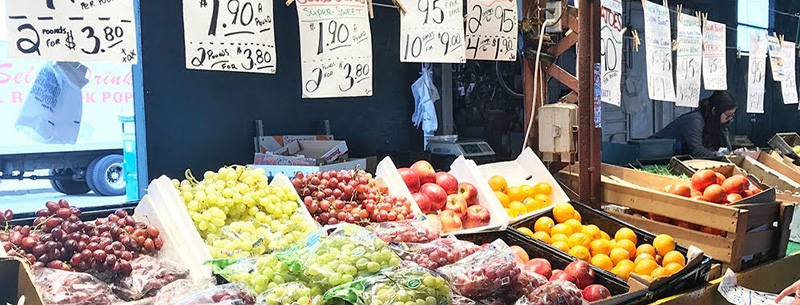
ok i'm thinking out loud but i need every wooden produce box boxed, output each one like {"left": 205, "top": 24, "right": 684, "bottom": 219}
{"left": 559, "top": 163, "right": 791, "bottom": 271}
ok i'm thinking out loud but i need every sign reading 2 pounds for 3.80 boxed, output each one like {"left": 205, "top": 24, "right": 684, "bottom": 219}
{"left": 183, "top": 0, "right": 276, "bottom": 74}
{"left": 296, "top": 0, "right": 373, "bottom": 98}
{"left": 5, "top": 0, "right": 138, "bottom": 64}
{"left": 465, "top": 0, "right": 517, "bottom": 61}
{"left": 399, "top": 0, "right": 466, "bottom": 63}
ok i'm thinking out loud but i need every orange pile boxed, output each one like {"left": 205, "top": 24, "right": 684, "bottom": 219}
{"left": 488, "top": 175, "right": 553, "bottom": 218}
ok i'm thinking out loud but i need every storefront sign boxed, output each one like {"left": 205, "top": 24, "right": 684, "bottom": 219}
{"left": 702, "top": 20, "right": 727, "bottom": 90}
{"left": 464, "top": 0, "right": 517, "bottom": 61}
{"left": 747, "top": 35, "right": 766, "bottom": 114}
{"left": 5, "top": 0, "right": 138, "bottom": 64}
{"left": 600, "top": 0, "right": 623, "bottom": 106}
{"left": 767, "top": 35, "right": 785, "bottom": 81}
{"left": 675, "top": 14, "right": 702, "bottom": 107}
{"left": 643, "top": 0, "right": 676, "bottom": 102}
{"left": 399, "top": 0, "right": 466, "bottom": 63}
{"left": 183, "top": 0, "right": 276, "bottom": 74}
{"left": 781, "top": 41, "right": 798, "bottom": 104}
{"left": 296, "top": 0, "right": 373, "bottom": 98}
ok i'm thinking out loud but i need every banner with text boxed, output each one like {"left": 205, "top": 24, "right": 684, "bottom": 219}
{"left": 296, "top": 0, "right": 373, "bottom": 98}
{"left": 464, "top": 0, "right": 517, "bottom": 61}
{"left": 183, "top": 0, "right": 276, "bottom": 74}
{"left": 399, "top": 0, "right": 466, "bottom": 63}
{"left": 747, "top": 35, "right": 766, "bottom": 114}
{"left": 675, "top": 14, "right": 702, "bottom": 107}
{"left": 781, "top": 41, "right": 798, "bottom": 104}
{"left": 643, "top": 1, "right": 676, "bottom": 102}
{"left": 767, "top": 35, "right": 785, "bottom": 82}
{"left": 600, "top": 0, "right": 623, "bottom": 106}
{"left": 5, "top": 0, "right": 138, "bottom": 64}
{"left": 702, "top": 20, "right": 727, "bottom": 90}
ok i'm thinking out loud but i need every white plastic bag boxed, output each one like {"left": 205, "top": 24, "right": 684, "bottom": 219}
{"left": 411, "top": 64, "right": 439, "bottom": 133}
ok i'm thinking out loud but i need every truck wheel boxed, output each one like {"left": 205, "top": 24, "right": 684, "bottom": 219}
{"left": 49, "top": 169, "right": 91, "bottom": 195}
{"left": 87, "top": 154, "right": 126, "bottom": 196}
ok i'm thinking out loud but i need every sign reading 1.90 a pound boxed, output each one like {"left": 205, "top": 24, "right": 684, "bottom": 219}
{"left": 464, "top": 0, "right": 517, "bottom": 61}
{"left": 5, "top": 0, "right": 138, "bottom": 64}
{"left": 399, "top": 0, "right": 466, "bottom": 63}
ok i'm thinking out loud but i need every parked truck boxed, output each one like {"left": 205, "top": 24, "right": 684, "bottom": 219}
{"left": 0, "top": 41, "right": 133, "bottom": 196}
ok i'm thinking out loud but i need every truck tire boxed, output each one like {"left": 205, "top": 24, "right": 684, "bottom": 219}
{"left": 49, "top": 169, "right": 91, "bottom": 195}
{"left": 87, "top": 154, "right": 126, "bottom": 196}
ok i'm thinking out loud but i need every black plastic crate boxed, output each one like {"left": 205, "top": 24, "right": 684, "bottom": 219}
{"left": 511, "top": 201, "right": 712, "bottom": 302}
{"left": 6, "top": 201, "right": 138, "bottom": 227}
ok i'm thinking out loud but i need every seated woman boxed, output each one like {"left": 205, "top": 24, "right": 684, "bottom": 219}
{"left": 651, "top": 91, "right": 737, "bottom": 158}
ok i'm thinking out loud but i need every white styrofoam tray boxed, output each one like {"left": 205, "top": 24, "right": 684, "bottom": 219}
{"left": 375, "top": 157, "right": 424, "bottom": 216}
{"left": 445, "top": 156, "right": 508, "bottom": 234}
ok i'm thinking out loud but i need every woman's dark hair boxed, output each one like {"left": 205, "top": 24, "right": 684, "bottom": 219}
{"left": 698, "top": 91, "right": 737, "bottom": 149}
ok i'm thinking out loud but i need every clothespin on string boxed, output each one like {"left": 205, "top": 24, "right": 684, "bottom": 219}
{"left": 676, "top": 4, "right": 682, "bottom": 20}
{"left": 663, "top": 0, "right": 668, "bottom": 10}
{"left": 737, "top": 47, "right": 742, "bottom": 59}
{"left": 391, "top": 0, "right": 407, "bottom": 14}
{"left": 632, "top": 30, "right": 641, "bottom": 52}
{"left": 285, "top": 0, "right": 294, "bottom": 6}
{"left": 367, "top": 0, "right": 374, "bottom": 19}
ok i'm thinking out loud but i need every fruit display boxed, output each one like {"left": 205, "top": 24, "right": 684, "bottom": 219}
{"left": 488, "top": 175, "right": 554, "bottom": 218}
{"left": 390, "top": 238, "right": 481, "bottom": 270}
{"left": 436, "top": 239, "right": 520, "bottom": 298}
{"left": 176, "top": 166, "right": 317, "bottom": 259}
{"left": 172, "top": 283, "right": 256, "bottom": 305}
{"left": 209, "top": 254, "right": 296, "bottom": 294}
{"left": 514, "top": 280, "right": 583, "bottom": 305}
{"left": 33, "top": 267, "right": 120, "bottom": 305}
{"left": 399, "top": 160, "right": 492, "bottom": 233}
{"left": 112, "top": 256, "right": 190, "bottom": 301}
{"left": 257, "top": 282, "right": 326, "bottom": 305}
{"left": 519, "top": 202, "right": 685, "bottom": 281}
{"left": 323, "top": 264, "right": 453, "bottom": 305}
{"left": 367, "top": 219, "right": 441, "bottom": 243}
{"left": 292, "top": 170, "right": 417, "bottom": 225}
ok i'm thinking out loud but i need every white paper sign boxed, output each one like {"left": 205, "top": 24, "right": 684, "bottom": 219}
{"left": 296, "top": 0, "right": 373, "bottom": 98}
{"left": 781, "top": 41, "right": 798, "bottom": 104}
{"left": 600, "top": 0, "right": 624, "bottom": 106}
{"left": 748, "top": 35, "right": 767, "bottom": 114}
{"left": 703, "top": 20, "right": 727, "bottom": 90}
{"left": 767, "top": 36, "right": 785, "bottom": 81}
{"left": 643, "top": 1, "right": 676, "bottom": 102}
{"left": 182, "top": 0, "right": 276, "bottom": 74}
{"left": 464, "top": 0, "right": 517, "bottom": 61}
{"left": 5, "top": 0, "right": 138, "bottom": 64}
{"left": 675, "top": 14, "right": 702, "bottom": 107}
{"left": 399, "top": 0, "right": 466, "bottom": 63}
{"left": 718, "top": 269, "right": 794, "bottom": 305}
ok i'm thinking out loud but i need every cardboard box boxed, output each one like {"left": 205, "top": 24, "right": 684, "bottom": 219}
{"left": 0, "top": 257, "right": 44, "bottom": 305}
{"left": 254, "top": 135, "right": 333, "bottom": 153}
{"left": 254, "top": 140, "right": 349, "bottom": 166}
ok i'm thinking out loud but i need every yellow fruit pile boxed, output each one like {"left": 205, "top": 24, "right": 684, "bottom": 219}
{"left": 518, "top": 202, "right": 686, "bottom": 281}
{"left": 488, "top": 175, "right": 553, "bottom": 218}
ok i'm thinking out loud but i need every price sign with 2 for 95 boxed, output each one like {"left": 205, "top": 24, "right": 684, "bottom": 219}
{"left": 465, "top": 0, "right": 517, "bottom": 61}
{"left": 399, "top": 0, "right": 466, "bottom": 63}
{"left": 296, "top": 0, "right": 373, "bottom": 98}
{"left": 5, "top": 0, "right": 138, "bottom": 64}
{"left": 183, "top": 0, "right": 276, "bottom": 74}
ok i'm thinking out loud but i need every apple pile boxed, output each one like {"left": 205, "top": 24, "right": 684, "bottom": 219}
{"left": 399, "top": 160, "right": 491, "bottom": 233}
{"left": 514, "top": 253, "right": 611, "bottom": 303}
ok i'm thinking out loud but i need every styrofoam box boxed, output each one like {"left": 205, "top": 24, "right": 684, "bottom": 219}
{"left": 445, "top": 156, "right": 508, "bottom": 234}
{"left": 375, "top": 157, "right": 424, "bottom": 216}
{"left": 477, "top": 148, "right": 570, "bottom": 224}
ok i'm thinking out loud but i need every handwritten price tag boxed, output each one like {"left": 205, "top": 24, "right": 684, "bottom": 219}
{"left": 399, "top": 0, "right": 466, "bottom": 63}
{"left": 183, "top": 0, "right": 276, "bottom": 74}
{"left": 600, "top": 0, "right": 623, "bottom": 106}
{"left": 675, "top": 14, "right": 702, "bottom": 107}
{"left": 766, "top": 36, "right": 785, "bottom": 81}
{"left": 781, "top": 41, "right": 798, "bottom": 104}
{"left": 747, "top": 35, "right": 766, "bottom": 114}
{"left": 5, "top": 0, "right": 138, "bottom": 64}
{"left": 464, "top": 0, "right": 517, "bottom": 61}
{"left": 702, "top": 20, "right": 727, "bottom": 90}
{"left": 643, "top": 0, "right": 676, "bottom": 102}
{"left": 296, "top": 0, "right": 373, "bottom": 98}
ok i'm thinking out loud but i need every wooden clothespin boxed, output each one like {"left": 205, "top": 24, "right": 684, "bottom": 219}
{"left": 641, "top": 0, "right": 647, "bottom": 9}
{"left": 285, "top": 0, "right": 294, "bottom": 6}
{"left": 463, "top": 14, "right": 468, "bottom": 22}
{"left": 391, "top": 0, "right": 406, "bottom": 14}
{"left": 672, "top": 39, "right": 679, "bottom": 51}
{"left": 676, "top": 4, "right": 682, "bottom": 21}
{"left": 367, "top": 0, "right": 374, "bottom": 19}
{"left": 663, "top": 0, "right": 668, "bottom": 10}
{"left": 632, "top": 30, "right": 641, "bottom": 52}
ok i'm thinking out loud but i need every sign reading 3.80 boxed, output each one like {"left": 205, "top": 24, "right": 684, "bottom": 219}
{"left": 6, "top": 0, "right": 138, "bottom": 64}
{"left": 399, "top": 0, "right": 466, "bottom": 63}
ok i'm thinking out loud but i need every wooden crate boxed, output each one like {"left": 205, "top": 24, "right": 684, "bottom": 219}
{"left": 559, "top": 163, "right": 792, "bottom": 271}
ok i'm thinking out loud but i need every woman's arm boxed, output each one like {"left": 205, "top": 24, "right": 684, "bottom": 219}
{"left": 684, "top": 116, "right": 719, "bottom": 158}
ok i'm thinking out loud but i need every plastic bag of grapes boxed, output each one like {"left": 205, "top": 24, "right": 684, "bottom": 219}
{"left": 323, "top": 263, "right": 453, "bottom": 305}
{"left": 367, "top": 219, "right": 441, "bottom": 244}
{"left": 112, "top": 255, "right": 190, "bottom": 301}
{"left": 435, "top": 239, "right": 520, "bottom": 299}
{"left": 34, "top": 267, "right": 121, "bottom": 305}
{"left": 255, "top": 282, "right": 328, "bottom": 305}
{"left": 206, "top": 254, "right": 296, "bottom": 293}
{"left": 172, "top": 283, "right": 257, "bottom": 305}
{"left": 389, "top": 238, "right": 481, "bottom": 270}
{"left": 513, "top": 280, "right": 583, "bottom": 305}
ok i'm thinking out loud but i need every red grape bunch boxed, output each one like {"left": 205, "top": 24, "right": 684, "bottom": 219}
{"left": 392, "top": 239, "right": 481, "bottom": 270}
{"left": 292, "top": 170, "right": 416, "bottom": 226}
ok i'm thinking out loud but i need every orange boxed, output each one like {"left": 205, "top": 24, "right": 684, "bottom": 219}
{"left": 488, "top": 175, "right": 508, "bottom": 193}
{"left": 591, "top": 254, "right": 614, "bottom": 271}
{"left": 569, "top": 245, "right": 592, "bottom": 261}
{"left": 634, "top": 259, "right": 659, "bottom": 277}
{"left": 612, "top": 264, "right": 634, "bottom": 280}
{"left": 509, "top": 201, "right": 526, "bottom": 217}
{"left": 521, "top": 185, "right": 536, "bottom": 199}
{"left": 568, "top": 233, "right": 591, "bottom": 249}
{"left": 534, "top": 217, "right": 555, "bottom": 234}
{"left": 507, "top": 186, "right": 525, "bottom": 203}
{"left": 615, "top": 239, "right": 637, "bottom": 259}
{"left": 664, "top": 262, "right": 683, "bottom": 274}
{"left": 551, "top": 234, "right": 569, "bottom": 244}
{"left": 551, "top": 224, "right": 574, "bottom": 237}
{"left": 634, "top": 253, "right": 656, "bottom": 264}
{"left": 552, "top": 241, "right": 571, "bottom": 252}
{"left": 495, "top": 192, "right": 511, "bottom": 208}
{"left": 617, "top": 259, "right": 636, "bottom": 270}
{"left": 653, "top": 235, "right": 676, "bottom": 256}
{"left": 573, "top": 211, "right": 582, "bottom": 222}
{"left": 614, "top": 228, "right": 638, "bottom": 245}
{"left": 522, "top": 198, "right": 538, "bottom": 213}
{"left": 609, "top": 248, "right": 630, "bottom": 266}
{"left": 564, "top": 219, "right": 583, "bottom": 234}
{"left": 517, "top": 227, "right": 535, "bottom": 238}
{"left": 534, "top": 194, "right": 551, "bottom": 208}
{"left": 533, "top": 182, "right": 553, "bottom": 196}
{"left": 553, "top": 202, "right": 576, "bottom": 223}
{"left": 532, "top": 231, "right": 552, "bottom": 244}
{"left": 590, "top": 239, "right": 611, "bottom": 257}
{"left": 651, "top": 267, "right": 671, "bottom": 278}
{"left": 636, "top": 244, "right": 656, "bottom": 258}
{"left": 582, "top": 225, "right": 602, "bottom": 241}
{"left": 600, "top": 231, "right": 611, "bottom": 241}
{"left": 662, "top": 251, "right": 686, "bottom": 267}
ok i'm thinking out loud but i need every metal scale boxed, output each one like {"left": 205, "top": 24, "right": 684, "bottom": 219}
{"left": 426, "top": 135, "right": 496, "bottom": 169}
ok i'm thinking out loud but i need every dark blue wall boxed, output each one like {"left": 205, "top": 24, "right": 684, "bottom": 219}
{"left": 138, "top": 1, "right": 422, "bottom": 179}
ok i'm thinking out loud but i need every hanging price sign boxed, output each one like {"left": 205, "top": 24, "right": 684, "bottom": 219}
{"left": 5, "top": 0, "right": 138, "bottom": 64}
{"left": 675, "top": 13, "right": 702, "bottom": 107}
{"left": 643, "top": 0, "right": 676, "bottom": 102}
{"left": 702, "top": 20, "right": 727, "bottom": 90}
{"left": 747, "top": 35, "right": 766, "bottom": 114}
{"left": 600, "top": 0, "right": 623, "bottom": 106}
{"left": 183, "top": 0, "right": 276, "bottom": 74}
{"left": 464, "top": 0, "right": 517, "bottom": 61}
{"left": 781, "top": 41, "right": 798, "bottom": 104}
{"left": 398, "top": 0, "right": 466, "bottom": 63}
{"left": 296, "top": 0, "right": 373, "bottom": 98}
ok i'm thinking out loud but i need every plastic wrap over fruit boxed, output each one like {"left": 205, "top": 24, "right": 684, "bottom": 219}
{"left": 172, "top": 283, "right": 257, "bottom": 305}
{"left": 515, "top": 280, "right": 583, "bottom": 305}
{"left": 207, "top": 254, "right": 296, "bottom": 293}
{"left": 367, "top": 219, "right": 441, "bottom": 243}
{"left": 511, "top": 268, "right": 549, "bottom": 300}
{"left": 111, "top": 255, "right": 190, "bottom": 301}
{"left": 323, "top": 263, "right": 453, "bottom": 305}
{"left": 390, "top": 238, "right": 481, "bottom": 270}
{"left": 255, "top": 282, "right": 328, "bottom": 305}
{"left": 33, "top": 267, "right": 120, "bottom": 305}
{"left": 435, "top": 239, "right": 520, "bottom": 298}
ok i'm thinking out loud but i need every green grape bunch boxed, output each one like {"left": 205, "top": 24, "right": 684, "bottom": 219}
{"left": 211, "top": 254, "right": 295, "bottom": 294}
{"left": 256, "top": 282, "right": 327, "bottom": 305}
{"left": 324, "top": 265, "right": 453, "bottom": 305}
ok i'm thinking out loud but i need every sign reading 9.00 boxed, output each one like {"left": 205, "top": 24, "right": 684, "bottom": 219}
{"left": 5, "top": 0, "right": 138, "bottom": 64}
{"left": 399, "top": 0, "right": 466, "bottom": 63}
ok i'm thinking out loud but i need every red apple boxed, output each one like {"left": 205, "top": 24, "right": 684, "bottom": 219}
{"left": 564, "top": 260, "right": 594, "bottom": 289}
{"left": 510, "top": 245, "right": 530, "bottom": 264}
{"left": 398, "top": 168, "right": 421, "bottom": 193}
{"left": 523, "top": 258, "right": 552, "bottom": 278}
{"left": 411, "top": 160, "right": 436, "bottom": 184}
{"left": 445, "top": 194, "right": 468, "bottom": 218}
{"left": 549, "top": 270, "right": 577, "bottom": 285}
{"left": 439, "top": 210, "right": 463, "bottom": 233}
{"left": 420, "top": 183, "right": 447, "bottom": 211}
{"left": 435, "top": 172, "right": 459, "bottom": 195}
{"left": 414, "top": 193, "right": 432, "bottom": 214}
{"left": 582, "top": 284, "right": 611, "bottom": 302}
{"left": 458, "top": 182, "right": 479, "bottom": 206}
{"left": 463, "top": 205, "right": 491, "bottom": 229}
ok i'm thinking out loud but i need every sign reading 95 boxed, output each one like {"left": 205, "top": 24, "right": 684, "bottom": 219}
{"left": 464, "top": 0, "right": 517, "bottom": 61}
{"left": 399, "top": 0, "right": 466, "bottom": 63}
